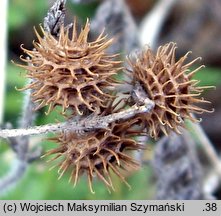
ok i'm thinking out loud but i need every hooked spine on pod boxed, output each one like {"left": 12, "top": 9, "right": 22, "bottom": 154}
{"left": 42, "top": 101, "right": 145, "bottom": 193}
{"left": 127, "top": 42, "right": 213, "bottom": 139}
{"left": 15, "top": 19, "right": 122, "bottom": 115}
{"left": 44, "top": 120, "right": 144, "bottom": 192}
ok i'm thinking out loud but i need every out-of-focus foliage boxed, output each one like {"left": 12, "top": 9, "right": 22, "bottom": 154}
{"left": 193, "top": 67, "right": 221, "bottom": 87}
{"left": 8, "top": 0, "right": 47, "bottom": 30}
{"left": 67, "top": 1, "right": 98, "bottom": 20}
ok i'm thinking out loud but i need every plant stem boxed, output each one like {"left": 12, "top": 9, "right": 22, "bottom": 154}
{"left": 139, "top": 0, "right": 178, "bottom": 48}
{"left": 188, "top": 120, "right": 221, "bottom": 179}
{"left": 0, "top": 100, "right": 155, "bottom": 138}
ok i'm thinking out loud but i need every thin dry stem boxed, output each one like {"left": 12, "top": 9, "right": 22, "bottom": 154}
{"left": 0, "top": 100, "right": 155, "bottom": 138}
{"left": 139, "top": 0, "right": 178, "bottom": 48}
{"left": 187, "top": 117, "right": 221, "bottom": 186}
{"left": 0, "top": 0, "right": 67, "bottom": 195}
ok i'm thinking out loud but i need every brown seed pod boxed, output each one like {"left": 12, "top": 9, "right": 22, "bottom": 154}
{"left": 127, "top": 42, "right": 213, "bottom": 139}
{"left": 15, "top": 19, "right": 121, "bottom": 115}
{"left": 43, "top": 103, "right": 144, "bottom": 192}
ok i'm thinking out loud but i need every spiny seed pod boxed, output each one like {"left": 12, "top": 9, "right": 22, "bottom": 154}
{"left": 15, "top": 19, "right": 121, "bottom": 115}
{"left": 43, "top": 104, "right": 144, "bottom": 192}
{"left": 127, "top": 42, "right": 213, "bottom": 139}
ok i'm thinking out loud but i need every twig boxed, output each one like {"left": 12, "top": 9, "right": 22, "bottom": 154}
{"left": 204, "top": 171, "right": 220, "bottom": 196}
{"left": 139, "top": 0, "right": 178, "bottom": 49}
{"left": 187, "top": 120, "right": 221, "bottom": 196}
{"left": 0, "top": 0, "right": 67, "bottom": 195}
{"left": 44, "top": 0, "right": 66, "bottom": 36}
{"left": 186, "top": 123, "right": 219, "bottom": 199}
{"left": 187, "top": 120, "right": 221, "bottom": 179}
{"left": 91, "top": 0, "right": 139, "bottom": 54}
{"left": 0, "top": 0, "right": 7, "bottom": 124}
{"left": 153, "top": 130, "right": 211, "bottom": 199}
{"left": 0, "top": 160, "right": 27, "bottom": 195}
{"left": 0, "top": 82, "right": 38, "bottom": 195}
{"left": 0, "top": 100, "right": 155, "bottom": 138}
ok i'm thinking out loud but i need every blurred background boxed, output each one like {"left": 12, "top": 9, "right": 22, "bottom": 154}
{"left": 1, "top": 0, "right": 221, "bottom": 199}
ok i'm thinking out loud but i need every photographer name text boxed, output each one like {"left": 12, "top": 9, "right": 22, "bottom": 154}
{"left": 3, "top": 202, "right": 184, "bottom": 214}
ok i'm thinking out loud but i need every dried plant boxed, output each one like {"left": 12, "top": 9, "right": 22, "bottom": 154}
{"left": 43, "top": 103, "right": 144, "bottom": 192}
{"left": 15, "top": 19, "right": 121, "bottom": 115}
{"left": 127, "top": 42, "right": 213, "bottom": 138}
{"left": 0, "top": 0, "right": 216, "bottom": 198}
